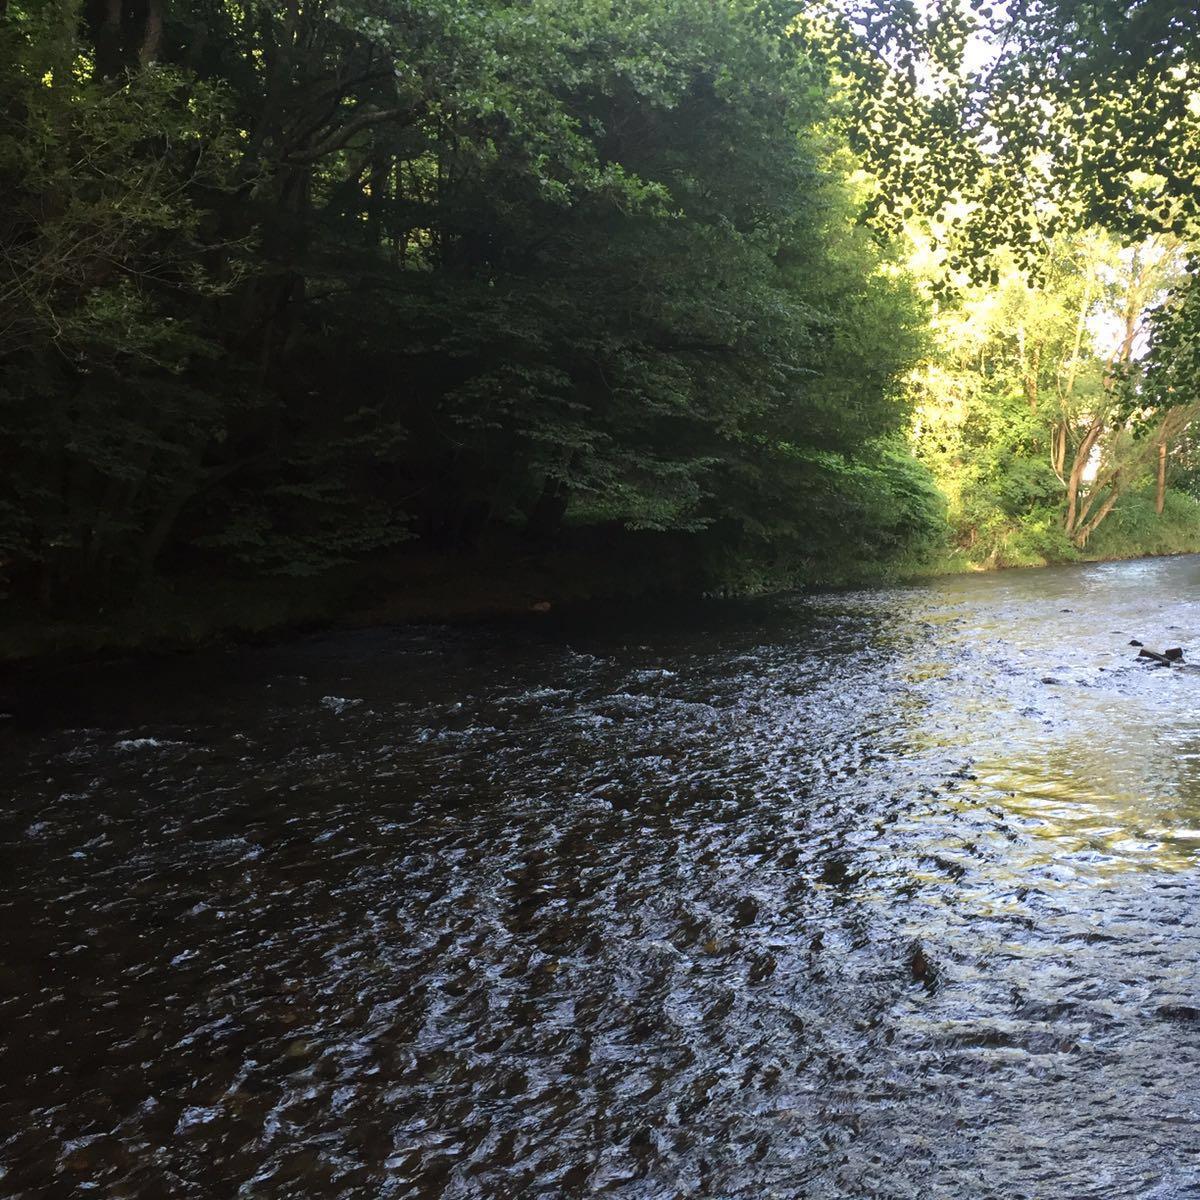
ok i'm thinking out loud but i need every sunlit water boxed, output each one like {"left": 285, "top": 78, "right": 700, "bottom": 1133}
{"left": 3, "top": 557, "right": 1200, "bottom": 1198}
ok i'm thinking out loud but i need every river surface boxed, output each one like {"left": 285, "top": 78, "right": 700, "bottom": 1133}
{"left": 3, "top": 557, "right": 1200, "bottom": 1198}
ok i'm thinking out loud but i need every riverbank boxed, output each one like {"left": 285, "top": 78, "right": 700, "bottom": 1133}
{"left": 0, "top": 537, "right": 716, "bottom": 667}
{"left": 4, "top": 530, "right": 1200, "bottom": 670}
{"left": 0, "top": 551, "right": 589, "bottom": 667}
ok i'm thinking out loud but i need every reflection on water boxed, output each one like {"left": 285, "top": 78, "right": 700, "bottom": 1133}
{"left": 2, "top": 556, "right": 1200, "bottom": 1198}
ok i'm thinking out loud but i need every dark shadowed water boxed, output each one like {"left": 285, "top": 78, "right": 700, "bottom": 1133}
{"left": 3, "top": 557, "right": 1200, "bottom": 1199}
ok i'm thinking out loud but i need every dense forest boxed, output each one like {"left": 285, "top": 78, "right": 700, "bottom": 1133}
{"left": 3, "top": 0, "right": 1200, "bottom": 650}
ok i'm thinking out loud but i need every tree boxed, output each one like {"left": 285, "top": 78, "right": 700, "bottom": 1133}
{"left": 0, "top": 0, "right": 940, "bottom": 611}
{"left": 909, "top": 229, "right": 1197, "bottom": 560}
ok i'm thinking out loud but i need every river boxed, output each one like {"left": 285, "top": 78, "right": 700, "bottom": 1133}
{"left": 2, "top": 556, "right": 1200, "bottom": 1198}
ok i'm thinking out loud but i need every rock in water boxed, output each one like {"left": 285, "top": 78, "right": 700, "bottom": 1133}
{"left": 1138, "top": 648, "right": 1173, "bottom": 665}
{"left": 909, "top": 941, "right": 939, "bottom": 992}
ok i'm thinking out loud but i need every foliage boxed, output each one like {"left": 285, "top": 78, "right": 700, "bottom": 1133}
{"left": 1086, "top": 490, "right": 1200, "bottom": 561}
{"left": 4, "top": 0, "right": 1200, "bottom": 632}
{"left": 909, "top": 229, "right": 1200, "bottom": 564}
{"left": 0, "top": 20, "right": 250, "bottom": 598}
{"left": 805, "top": 0, "right": 1200, "bottom": 261}
{"left": 0, "top": 0, "right": 943, "bottom": 611}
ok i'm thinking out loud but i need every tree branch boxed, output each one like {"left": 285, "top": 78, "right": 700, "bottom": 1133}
{"left": 284, "top": 106, "right": 418, "bottom": 163}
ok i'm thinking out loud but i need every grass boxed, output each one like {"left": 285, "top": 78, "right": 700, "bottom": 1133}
{"left": 1082, "top": 491, "right": 1200, "bottom": 562}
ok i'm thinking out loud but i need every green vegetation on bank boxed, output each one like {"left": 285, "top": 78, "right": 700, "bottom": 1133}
{"left": 3, "top": 0, "right": 1200, "bottom": 659}
{"left": 910, "top": 231, "right": 1200, "bottom": 569}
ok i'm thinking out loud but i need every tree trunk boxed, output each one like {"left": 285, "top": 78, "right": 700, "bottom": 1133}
{"left": 1060, "top": 264, "right": 1094, "bottom": 402}
{"left": 138, "top": 0, "right": 162, "bottom": 65}
{"left": 1074, "top": 475, "right": 1122, "bottom": 547}
{"left": 1064, "top": 418, "right": 1103, "bottom": 537}
{"left": 1067, "top": 248, "right": 1150, "bottom": 541}
{"left": 138, "top": 447, "right": 208, "bottom": 580}
{"left": 95, "top": 0, "right": 125, "bottom": 76}
{"left": 1051, "top": 421, "right": 1067, "bottom": 480}
{"left": 1156, "top": 439, "right": 1168, "bottom": 515}
{"left": 1022, "top": 341, "right": 1040, "bottom": 413}
{"left": 524, "top": 477, "right": 570, "bottom": 544}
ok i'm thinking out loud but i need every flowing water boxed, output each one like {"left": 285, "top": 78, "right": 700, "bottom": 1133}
{"left": 3, "top": 557, "right": 1200, "bottom": 1199}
